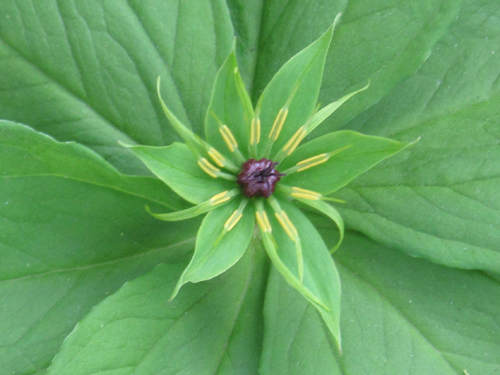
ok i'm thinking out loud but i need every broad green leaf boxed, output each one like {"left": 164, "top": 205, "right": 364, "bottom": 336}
{"left": 0, "top": 0, "right": 233, "bottom": 174}
{"left": 256, "top": 20, "right": 336, "bottom": 156}
{"left": 171, "top": 198, "right": 255, "bottom": 299}
{"left": 329, "top": 1, "right": 500, "bottom": 273}
{"left": 225, "top": 0, "right": 264, "bottom": 87}
{"left": 205, "top": 49, "right": 253, "bottom": 160}
{"left": 2, "top": 1, "right": 500, "bottom": 374}
{"left": 47, "top": 240, "right": 268, "bottom": 375}
{"left": 337, "top": 97, "right": 500, "bottom": 273}
{"left": 252, "top": 0, "right": 461, "bottom": 135}
{"left": 0, "top": 121, "right": 197, "bottom": 374}
{"left": 123, "top": 142, "right": 235, "bottom": 204}
{"left": 280, "top": 130, "right": 409, "bottom": 195}
{"left": 250, "top": 0, "right": 346, "bottom": 100}
{"left": 260, "top": 228, "right": 500, "bottom": 375}
{"left": 261, "top": 197, "right": 341, "bottom": 347}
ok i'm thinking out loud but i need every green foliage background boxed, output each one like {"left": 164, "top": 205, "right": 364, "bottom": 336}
{"left": 0, "top": 0, "right": 499, "bottom": 374}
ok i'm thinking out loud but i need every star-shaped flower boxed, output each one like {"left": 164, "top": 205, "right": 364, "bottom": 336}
{"left": 122, "top": 14, "right": 411, "bottom": 348}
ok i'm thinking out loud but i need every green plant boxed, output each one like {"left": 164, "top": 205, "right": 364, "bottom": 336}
{"left": 1, "top": 1, "right": 499, "bottom": 374}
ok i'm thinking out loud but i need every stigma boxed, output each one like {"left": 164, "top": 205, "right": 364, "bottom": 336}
{"left": 237, "top": 158, "right": 285, "bottom": 198}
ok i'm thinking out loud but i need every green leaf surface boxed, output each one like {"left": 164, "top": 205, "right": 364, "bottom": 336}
{"left": 329, "top": 1, "right": 500, "bottom": 273}
{"left": 47, "top": 240, "right": 268, "bottom": 375}
{"left": 123, "top": 142, "right": 235, "bottom": 204}
{"left": 251, "top": 0, "right": 347, "bottom": 100}
{"left": 225, "top": 0, "right": 264, "bottom": 87}
{"left": 171, "top": 199, "right": 255, "bottom": 299}
{"left": 262, "top": 198, "right": 341, "bottom": 347}
{"left": 1, "top": 0, "right": 500, "bottom": 374}
{"left": 261, "top": 228, "right": 500, "bottom": 375}
{"left": 0, "top": 121, "right": 197, "bottom": 374}
{"left": 0, "top": 0, "right": 233, "bottom": 174}
{"left": 281, "top": 130, "right": 409, "bottom": 195}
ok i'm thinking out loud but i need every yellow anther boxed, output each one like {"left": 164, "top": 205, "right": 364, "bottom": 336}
{"left": 198, "top": 158, "right": 220, "bottom": 178}
{"left": 224, "top": 210, "right": 243, "bottom": 231}
{"left": 207, "top": 148, "right": 225, "bottom": 168}
{"left": 275, "top": 211, "right": 298, "bottom": 240}
{"left": 283, "top": 126, "right": 307, "bottom": 155}
{"left": 269, "top": 108, "right": 289, "bottom": 141}
{"left": 296, "top": 153, "right": 330, "bottom": 172}
{"left": 210, "top": 190, "right": 230, "bottom": 205}
{"left": 255, "top": 210, "right": 272, "bottom": 232}
{"left": 219, "top": 125, "right": 238, "bottom": 152}
{"left": 250, "top": 117, "right": 261, "bottom": 145}
{"left": 291, "top": 187, "right": 322, "bottom": 200}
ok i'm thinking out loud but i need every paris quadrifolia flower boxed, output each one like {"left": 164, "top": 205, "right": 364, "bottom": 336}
{"left": 121, "top": 14, "right": 413, "bottom": 349}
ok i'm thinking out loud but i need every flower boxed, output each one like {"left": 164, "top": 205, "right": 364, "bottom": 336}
{"left": 122, "top": 14, "right": 410, "bottom": 348}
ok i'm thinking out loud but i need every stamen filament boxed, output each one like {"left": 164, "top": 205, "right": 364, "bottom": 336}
{"left": 296, "top": 153, "right": 330, "bottom": 172}
{"left": 283, "top": 126, "right": 307, "bottom": 156}
{"left": 274, "top": 211, "right": 298, "bottom": 240}
{"left": 198, "top": 158, "right": 219, "bottom": 178}
{"left": 283, "top": 145, "right": 352, "bottom": 175}
{"left": 250, "top": 117, "right": 261, "bottom": 145}
{"left": 291, "top": 187, "right": 322, "bottom": 200}
{"left": 219, "top": 125, "right": 238, "bottom": 152}
{"left": 224, "top": 211, "right": 243, "bottom": 231}
{"left": 210, "top": 190, "right": 231, "bottom": 206}
{"left": 223, "top": 198, "right": 249, "bottom": 232}
{"left": 207, "top": 148, "right": 225, "bottom": 168}
{"left": 255, "top": 210, "right": 272, "bottom": 233}
{"left": 268, "top": 196, "right": 303, "bottom": 281}
{"left": 269, "top": 108, "right": 289, "bottom": 141}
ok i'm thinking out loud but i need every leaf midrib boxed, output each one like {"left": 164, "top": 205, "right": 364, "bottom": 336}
{"left": 0, "top": 236, "right": 195, "bottom": 284}
{"left": 0, "top": 173, "right": 174, "bottom": 209}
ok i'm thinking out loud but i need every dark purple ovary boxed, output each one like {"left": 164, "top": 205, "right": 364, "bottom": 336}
{"left": 237, "top": 158, "right": 285, "bottom": 198}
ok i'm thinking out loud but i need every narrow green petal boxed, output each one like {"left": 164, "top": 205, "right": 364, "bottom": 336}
{"left": 257, "top": 198, "right": 342, "bottom": 349}
{"left": 261, "top": 229, "right": 324, "bottom": 305}
{"left": 146, "top": 189, "right": 239, "bottom": 221}
{"left": 294, "top": 198, "right": 344, "bottom": 253}
{"left": 157, "top": 76, "right": 206, "bottom": 152}
{"left": 304, "top": 82, "right": 370, "bottom": 137}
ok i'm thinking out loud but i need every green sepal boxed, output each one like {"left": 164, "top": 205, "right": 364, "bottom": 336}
{"left": 294, "top": 198, "right": 344, "bottom": 253}
{"left": 281, "top": 130, "right": 413, "bottom": 195}
{"left": 170, "top": 198, "right": 255, "bottom": 300}
{"left": 205, "top": 47, "right": 252, "bottom": 160}
{"left": 256, "top": 14, "right": 341, "bottom": 157}
{"left": 259, "top": 197, "right": 341, "bottom": 349}
{"left": 122, "top": 142, "right": 235, "bottom": 204}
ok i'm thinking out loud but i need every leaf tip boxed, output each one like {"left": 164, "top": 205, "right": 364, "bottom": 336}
{"left": 117, "top": 140, "right": 133, "bottom": 148}
{"left": 145, "top": 205, "right": 157, "bottom": 217}
{"left": 332, "top": 12, "right": 343, "bottom": 30}
{"left": 156, "top": 76, "right": 163, "bottom": 98}
{"left": 169, "top": 279, "right": 184, "bottom": 302}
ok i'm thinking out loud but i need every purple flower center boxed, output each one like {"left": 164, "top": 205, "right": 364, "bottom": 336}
{"left": 237, "top": 158, "right": 285, "bottom": 198}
